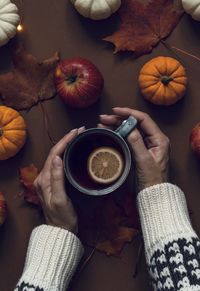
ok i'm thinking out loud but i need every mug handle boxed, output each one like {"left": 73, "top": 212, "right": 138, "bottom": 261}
{"left": 115, "top": 116, "right": 137, "bottom": 138}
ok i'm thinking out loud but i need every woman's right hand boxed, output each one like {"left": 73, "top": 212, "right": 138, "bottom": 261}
{"left": 34, "top": 128, "right": 85, "bottom": 234}
{"left": 100, "top": 107, "right": 170, "bottom": 191}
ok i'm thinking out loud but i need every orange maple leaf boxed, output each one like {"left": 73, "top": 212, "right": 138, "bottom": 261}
{"left": 19, "top": 164, "right": 40, "bottom": 205}
{"left": 20, "top": 164, "right": 39, "bottom": 186}
{"left": 104, "top": 0, "right": 184, "bottom": 56}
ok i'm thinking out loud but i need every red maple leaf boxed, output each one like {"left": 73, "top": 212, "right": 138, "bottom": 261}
{"left": 19, "top": 164, "right": 40, "bottom": 205}
{"left": 104, "top": 0, "right": 184, "bottom": 56}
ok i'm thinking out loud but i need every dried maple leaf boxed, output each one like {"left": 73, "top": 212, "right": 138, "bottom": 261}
{"left": 0, "top": 46, "right": 60, "bottom": 110}
{"left": 96, "top": 226, "right": 139, "bottom": 256}
{"left": 19, "top": 164, "right": 40, "bottom": 205}
{"left": 20, "top": 164, "right": 38, "bottom": 186}
{"left": 104, "top": 0, "right": 184, "bottom": 55}
{"left": 79, "top": 195, "right": 140, "bottom": 256}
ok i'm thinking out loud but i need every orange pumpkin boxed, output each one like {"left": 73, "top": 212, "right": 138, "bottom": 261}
{"left": 0, "top": 192, "right": 6, "bottom": 226}
{"left": 138, "top": 56, "right": 187, "bottom": 106}
{"left": 0, "top": 106, "right": 27, "bottom": 160}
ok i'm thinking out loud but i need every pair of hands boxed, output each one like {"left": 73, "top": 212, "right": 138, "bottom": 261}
{"left": 34, "top": 107, "right": 170, "bottom": 234}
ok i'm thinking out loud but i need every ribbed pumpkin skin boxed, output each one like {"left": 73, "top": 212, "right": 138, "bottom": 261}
{"left": 182, "top": 0, "right": 200, "bottom": 21}
{"left": 138, "top": 56, "right": 187, "bottom": 106}
{"left": 71, "top": 0, "right": 121, "bottom": 20}
{"left": 0, "top": 192, "right": 6, "bottom": 226}
{"left": 0, "top": 0, "right": 20, "bottom": 47}
{"left": 0, "top": 106, "right": 27, "bottom": 160}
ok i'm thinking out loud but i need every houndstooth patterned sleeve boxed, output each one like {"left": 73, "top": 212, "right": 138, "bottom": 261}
{"left": 137, "top": 183, "right": 200, "bottom": 291}
{"left": 14, "top": 225, "right": 84, "bottom": 291}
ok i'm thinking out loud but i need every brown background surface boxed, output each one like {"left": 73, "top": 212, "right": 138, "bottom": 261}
{"left": 0, "top": 0, "right": 200, "bottom": 290}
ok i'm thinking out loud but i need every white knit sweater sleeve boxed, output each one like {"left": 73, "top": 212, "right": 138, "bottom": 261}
{"left": 14, "top": 225, "right": 84, "bottom": 291}
{"left": 137, "top": 183, "right": 200, "bottom": 290}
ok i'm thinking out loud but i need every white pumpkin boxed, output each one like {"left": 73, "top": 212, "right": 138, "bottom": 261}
{"left": 182, "top": 0, "right": 200, "bottom": 21}
{"left": 0, "top": 0, "right": 20, "bottom": 47}
{"left": 70, "top": 0, "right": 121, "bottom": 20}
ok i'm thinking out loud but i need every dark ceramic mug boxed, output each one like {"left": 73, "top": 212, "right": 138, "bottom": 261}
{"left": 63, "top": 116, "right": 137, "bottom": 196}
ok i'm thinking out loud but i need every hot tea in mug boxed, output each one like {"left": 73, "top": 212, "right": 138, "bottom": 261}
{"left": 64, "top": 116, "right": 137, "bottom": 196}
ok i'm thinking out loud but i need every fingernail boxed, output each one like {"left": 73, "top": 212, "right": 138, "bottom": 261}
{"left": 70, "top": 128, "right": 78, "bottom": 133}
{"left": 100, "top": 114, "right": 107, "bottom": 118}
{"left": 53, "top": 155, "right": 62, "bottom": 167}
{"left": 78, "top": 126, "right": 85, "bottom": 131}
{"left": 97, "top": 124, "right": 104, "bottom": 128}
{"left": 113, "top": 107, "right": 119, "bottom": 110}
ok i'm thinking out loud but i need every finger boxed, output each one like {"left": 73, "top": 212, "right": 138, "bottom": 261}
{"left": 97, "top": 123, "right": 110, "bottom": 129}
{"left": 33, "top": 175, "right": 44, "bottom": 203}
{"left": 78, "top": 126, "right": 85, "bottom": 134}
{"left": 128, "top": 129, "right": 150, "bottom": 162}
{"left": 97, "top": 123, "right": 115, "bottom": 130}
{"left": 113, "top": 107, "right": 164, "bottom": 138}
{"left": 50, "top": 155, "right": 66, "bottom": 200}
{"left": 99, "top": 114, "right": 123, "bottom": 126}
{"left": 43, "top": 129, "right": 78, "bottom": 172}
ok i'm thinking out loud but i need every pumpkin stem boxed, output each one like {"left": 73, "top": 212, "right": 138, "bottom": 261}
{"left": 161, "top": 76, "right": 174, "bottom": 85}
{"left": 0, "top": 128, "right": 3, "bottom": 137}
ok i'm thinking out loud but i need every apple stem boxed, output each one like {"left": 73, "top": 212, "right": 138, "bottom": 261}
{"left": 67, "top": 75, "right": 77, "bottom": 84}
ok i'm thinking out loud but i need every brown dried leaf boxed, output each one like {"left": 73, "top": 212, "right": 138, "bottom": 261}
{"left": 0, "top": 46, "right": 60, "bottom": 110}
{"left": 104, "top": 0, "right": 184, "bottom": 56}
{"left": 96, "top": 226, "right": 139, "bottom": 256}
{"left": 79, "top": 195, "right": 140, "bottom": 256}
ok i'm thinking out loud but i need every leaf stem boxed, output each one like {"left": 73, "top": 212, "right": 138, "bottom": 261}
{"left": 162, "top": 40, "right": 200, "bottom": 62}
{"left": 171, "top": 46, "right": 200, "bottom": 62}
{"left": 39, "top": 102, "right": 56, "bottom": 145}
{"left": 79, "top": 247, "right": 96, "bottom": 273}
{"left": 133, "top": 239, "right": 144, "bottom": 278}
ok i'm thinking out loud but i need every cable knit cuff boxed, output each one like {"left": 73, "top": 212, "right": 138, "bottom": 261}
{"left": 16, "top": 225, "right": 84, "bottom": 291}
{"left": 137, "top": 183, "right": 198, "bottom": 260}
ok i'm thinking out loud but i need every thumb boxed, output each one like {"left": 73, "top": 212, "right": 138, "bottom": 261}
{"left": 128, "top": 129, "right": 149, "bottom": 163}
{"left": 51, "top": 155, "right": 66, "bottom": 196}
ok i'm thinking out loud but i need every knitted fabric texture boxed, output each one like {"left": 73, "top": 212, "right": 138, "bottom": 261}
{"left": 137, "top": 183, "right": 200, "bottom": 291}
{"left": 15, "top": 184, "right": 200, "bottom": 291}
{"left": 14, "top": 225, "right": 84, "bottom": 291}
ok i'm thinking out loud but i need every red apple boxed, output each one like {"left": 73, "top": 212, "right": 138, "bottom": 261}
{"left": 190, "top": 122, "right": 200, "bottom": 158}
{"left": 54, "top": 57, "right": 104, "bottom": 108}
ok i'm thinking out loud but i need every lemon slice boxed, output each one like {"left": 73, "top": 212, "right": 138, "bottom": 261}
{"left": 87, "top": 147, "right": 124, "bottom": 185}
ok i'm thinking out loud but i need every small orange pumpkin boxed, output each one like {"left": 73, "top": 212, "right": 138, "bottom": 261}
{"left": 138, "top": 56, "right": 187, "bottom": 106}
{"left": 0, "top": 106, "right": 27, "bottom": 160}
{"left": 0, "top": 192, "right": 6, "bottom": 225}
